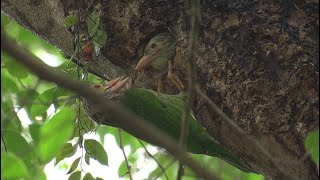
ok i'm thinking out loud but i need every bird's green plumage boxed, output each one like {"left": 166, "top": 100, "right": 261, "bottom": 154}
{"left": 118, "top": 88, "right": 255, "bottom": 173}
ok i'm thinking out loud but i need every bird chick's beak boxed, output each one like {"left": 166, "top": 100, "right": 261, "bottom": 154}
{"left": 135, "top": 46, "right": 160, "bottom": 70}
{"left": 135, "top": 55, "right": 153, "bottom": 70}
{"left": 104, "top": 76, "right": 129, "bottom": 93}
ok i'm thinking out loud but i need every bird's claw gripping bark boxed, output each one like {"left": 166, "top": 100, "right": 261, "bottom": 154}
{"left": 167, "top": 60, "right": 185, "bottom": 91}
{"left": 104, "top": 76, "right": 129, "bottom": 93}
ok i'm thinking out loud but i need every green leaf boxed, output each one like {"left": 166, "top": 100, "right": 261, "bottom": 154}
{"left": 84, "top": 139, "right": 108, "bottom": 166}
{"left": 107, "top": 127, "right": 141, "bottom": 151}
{"left": 87, "top": 10, "right": 100, "bottom": 37}
{"left": 93, "top": 30, "right": 107, "bottom": 48}
{"left": 30, "top": 104, "right": 48, "bottom": 119}
{"left": 1, "top": 69, "right": 19, "bottom": 93}
{"left": 17, "top": 89, "right": 39, "bottom": 113}
{"left": 1, "top": 104, "right": 22, "bottom": 133}
{"left": 118, "top": 160, "right": 130, "bottom": 177}
{"left": 64, "top": 15, "right": 79, "bottom": 28}
{"left": 73, "top": 114, "right": 96, "bottom": 139}
{"left": 30, "top": 87, "right": 57, "bottom": 118}
{"left": 86, "top": 5, "right": 107, "bottom": 48}
{"left": 96, "top": 125, "right": 110, "bottom": 144}
{"left": 85, "top": 152, "right": 90, "bottom": 165}
{"left": 55, "top": 143, "right": 77, "bottom": 165}
{"left": 149, "top": 153, "right": 174, "bottom": 179}
{"left": 4, "top": 56, "right": 29, "bottom": 79}
{"left": 68, "top": 171, "right": 81, "bottom": 180}
{"left": 1, "top": 14, "right": 12, "bottom": 27}
{"left": 67, "top": 157, "right": 81, "bottom": 174}
{"left": 305, "top": 130, "right": 319, "bottom": 166}
{"left": 1, "top": 152, "right": 30, "bottom": 179}
{"left": 29, "top": 123, "right": 41, "bottom": 144}
{"left": 40, "top": 170, "right": 48, "bottom": 180}
{"left": 2, "top": 130, "right": 33, "bottom": 160}
{"left": 95, "top": 177, "right": 104, "bottom": 180}
{"left": 2, "top": 18, "right": 21, "bottom": 40}
{"left": 83, "top": 173, "right": 95, "bottom": 180}
{"left": 38, "top": 108, "right": 75, "bottom": 163}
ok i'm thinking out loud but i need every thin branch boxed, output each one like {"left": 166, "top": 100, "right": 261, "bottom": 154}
{"left": 118, "top": 129, "right": 133, "bottom": 180}
{"left": 138, "top": 139, "right": 169, "bottom": 180}
{"left": 1, "top": 31, "right": 219, "bottom": 180}
{"left": 177, "top": 0, "right": 200, "bottom": 179}
{"left": 153, "top": 159, "right": 176, "bottom": 180}
{"left": 195, "top": 85, "right": 298, "bottom": 180}
{"left": 1, "top": 133, "right": 8, "bottom": 152}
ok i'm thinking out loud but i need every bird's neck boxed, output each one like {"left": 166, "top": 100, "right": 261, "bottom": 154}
{"left": 151, "top": 57, "right": 169, "bottom": 71}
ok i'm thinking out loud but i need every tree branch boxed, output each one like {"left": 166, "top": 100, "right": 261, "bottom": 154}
{"left": 177, "top": 0, "right": 200, "bottom": 179}
{"left": 118, "top": 129, "right": 132, "bottom": 180}
{"left": 195, "top": 85, "right": 297, "bottom": 180}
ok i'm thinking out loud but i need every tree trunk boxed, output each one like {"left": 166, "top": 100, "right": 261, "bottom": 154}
{"left": 2, "top": 0, "right": 318, "bottom": 179}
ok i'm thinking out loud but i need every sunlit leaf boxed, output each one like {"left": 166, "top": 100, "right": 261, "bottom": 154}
{"left": 30, "top": 87, "right": 57, "bottom": 118}
{"left": 1, "top": 99, "right": 22, "bottom": 132}
{"left": 64, "top": 15, "right": 79, "bottom": 28}
{"left": 40, "top": 170, "right": 47, "bottom": 180}
{"left": 68, "top": 171, "right": 81, "bottom": 180}
{"left": 1, "top": 14, "right": 12, "bottom": 27}
{"left": 1, "top": 152, "right": 30, "bottom": 179}
{"left": 1, "top": 68, "right": 19, "bottom": 93}
{"left": 85, "top": 152, "right": 90, "bottom": 165}
{"left": 73, "top": 114, "right": 96, "bottom": 139}
{"left": 2, "top": 16, "right": 21, "bottom": 39}
{"left": 107, "top": 127, "right": 141, "bottom": 152}
{"left": 17, "top": 89, "right": 39, "bottom": 112}
{"left": 67, "top": 157, "right": 81, "bottom": 174}
{"left": 4, "top": 56, "right": 29, "bottom": 79}
{"left": 55, "top": 143, "right": 77, "bottom": 165}
{"left": 305, "top": 130, "right": 319, "bottom": 166}
{"left": 38, "top": 108, "right": 75, "bottom": 163}
{"left": 29, "top": 123, "right": 41, "bottom": 144}
{"left": 2, "top": 130, "right": 33, "bottom": 160}
{"left": 83, "top": 172, "right": 94, "bottom": 180}
{"left": 84, "top": 139, "right": 108, "bottom": 165}
{"left": 118, "top": 160, "right": 130, "bottom": 177}
{"left": 149, "top": 153, "right": 174, "bottom": 179}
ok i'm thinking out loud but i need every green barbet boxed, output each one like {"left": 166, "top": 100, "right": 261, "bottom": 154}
{"left": 82, "top": 76, "right": 256, "bottom": 173}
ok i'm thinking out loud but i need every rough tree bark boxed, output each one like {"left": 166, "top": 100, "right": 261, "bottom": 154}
{"left": 1, "top": 0, "right": 319, "bottom": 179}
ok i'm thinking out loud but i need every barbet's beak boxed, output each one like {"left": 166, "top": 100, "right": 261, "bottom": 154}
{"left": 135, "top": 55, "right": 152, "bottom": 70}
{"left": 135, "top": 46, "right": 160, "bottom": 70}
{"left": 104, "top": 76, "right": 129, "bottom": 93}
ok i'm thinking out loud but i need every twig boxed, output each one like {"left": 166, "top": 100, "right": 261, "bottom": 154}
{"left": 137, "top": 139, "right": 169, "bottom": 180}
{"left": 195, "top": 85, "right": 298, "bottom": 180}
{"left": 118, "top": 129, "right": 133, "bottom": 180}
{"left": 1, "top": 31, "right": 219, "bottom": 180}
{"left": 177, "top": 0, "right": 200, "bottom": 179}
{"left": 153, "top": 159, "right": 176, "bottom": 180}
{"left": 1, "top": 133, "right": 8, "bottom": 152}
